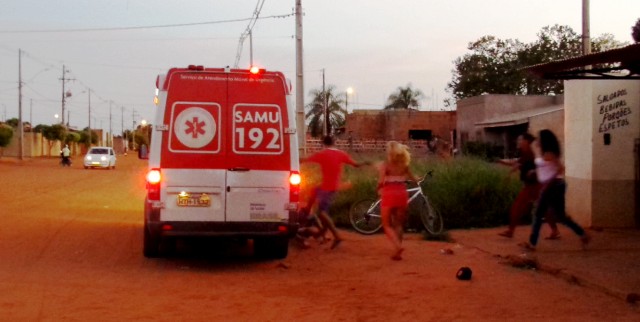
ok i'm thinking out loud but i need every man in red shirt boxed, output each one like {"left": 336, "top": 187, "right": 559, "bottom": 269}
{"left": 303, "top": 135, "right": 366, "bottom": 249}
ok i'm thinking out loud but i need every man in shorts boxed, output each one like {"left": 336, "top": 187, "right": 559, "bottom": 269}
{"left": 303, "top": 135, "right": 366, "bottom": 249}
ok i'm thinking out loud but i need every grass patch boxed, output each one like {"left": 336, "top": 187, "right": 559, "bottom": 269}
{"left": 300, "top": 154, "right": 521, "bottom": 232}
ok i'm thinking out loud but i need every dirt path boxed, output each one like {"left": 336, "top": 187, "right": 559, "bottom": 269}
{"left": 0, "top": 157, "right": 638, "bottom": 321}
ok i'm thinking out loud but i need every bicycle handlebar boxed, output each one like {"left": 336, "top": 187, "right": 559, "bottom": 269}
{"left": 409, "top": 170, "right": 433, "bottom": 185}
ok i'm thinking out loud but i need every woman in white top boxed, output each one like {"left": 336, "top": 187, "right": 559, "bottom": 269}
{"left": 522, "top": 130, "right": 590, "bottom": 251}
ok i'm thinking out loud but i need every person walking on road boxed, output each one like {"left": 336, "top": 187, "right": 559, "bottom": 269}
{"left": 377, "top": 141, "right": 419, "bottom": 260}
{"left": 498, "top": 133, "right": 559, "bottom": 239}
{"left": 302, "top": 135, "right": 367, "bottom": 249}
{"left": 520, "top": 129, "right": 591, "bottom": 251}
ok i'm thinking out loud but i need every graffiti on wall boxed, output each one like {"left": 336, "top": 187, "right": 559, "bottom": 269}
{"left": 598, "top": 88, "right": 633, "bottom": 133}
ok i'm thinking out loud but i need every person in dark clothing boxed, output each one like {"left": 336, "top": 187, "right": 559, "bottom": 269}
{"left": 498, "top": 133, "right": 559, "bottom": 239}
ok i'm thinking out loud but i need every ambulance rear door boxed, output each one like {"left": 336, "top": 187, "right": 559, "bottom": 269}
{"left": 225, "top": 70, "right": 292, "bottom": 224}
{"left": 159, "top": 69, "right": 229, "bottom": 223}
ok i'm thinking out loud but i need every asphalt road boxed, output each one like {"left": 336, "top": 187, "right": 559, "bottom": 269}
{"left": 0, "top": 156, "right": 638, "bottom": 321}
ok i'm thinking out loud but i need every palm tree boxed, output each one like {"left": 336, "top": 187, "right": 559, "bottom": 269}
{"left": 305, "top": 85, "right": 346, "bottom": 137}
{"left": 384, "top": 84, "right": 424, "bottom": 110}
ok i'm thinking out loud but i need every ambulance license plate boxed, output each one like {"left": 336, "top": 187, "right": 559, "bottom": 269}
{"left": 177, "top": 193, "right": 211, "bottom": 207}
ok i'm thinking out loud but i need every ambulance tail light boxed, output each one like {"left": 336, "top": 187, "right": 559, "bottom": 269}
{"left": 146, "top": 168, "right": 162, "bottom": 200}
{"left": 288, "top": 171, "right": 301, "bottom": 209}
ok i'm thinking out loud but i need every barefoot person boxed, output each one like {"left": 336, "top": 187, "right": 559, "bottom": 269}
{"left": 302, "top": 136, "right": 366, "bottom": 249}
{"left": 377, "top": 141, "right": 418, "bottom": 260}
{"left": 498, "top": 133, "right": 559, "bottom": 239}
{"left": 521, "top": 129, "right": 590, "bottom": 251}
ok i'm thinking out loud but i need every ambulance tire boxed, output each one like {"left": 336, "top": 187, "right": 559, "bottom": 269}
{"left": 254, "top": 237, "right": 289, "bottom": 259}
{"left": 143, "top": 223, "right": 160, "bottom": 258}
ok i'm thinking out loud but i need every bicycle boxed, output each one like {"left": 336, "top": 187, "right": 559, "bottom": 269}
{"left": 349, "top": 172, "right": 443, "bottom": 236}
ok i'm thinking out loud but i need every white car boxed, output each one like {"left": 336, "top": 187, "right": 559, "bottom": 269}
{"left": 84, "top": 147, "right": 117, "bottom": 169}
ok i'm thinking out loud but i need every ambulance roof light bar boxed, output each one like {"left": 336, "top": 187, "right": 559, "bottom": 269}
{"left": 249, "top": 65, "right": 266, "bottom": 75}
{"left": 187, "top": 65, "right": 204, "bottom": 71}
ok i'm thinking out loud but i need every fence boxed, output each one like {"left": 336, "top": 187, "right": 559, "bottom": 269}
{"left": 305, "top": 139, "right": 430, "bottom": 154}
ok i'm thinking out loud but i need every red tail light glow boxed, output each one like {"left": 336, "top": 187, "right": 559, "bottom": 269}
{"left": 146, "top": 168, "right": 162, "bottom": 200}
{"left": 289, "top": 172, "right": 301, "bottom": 185}
{"left": 147, "top": 169, "right": 161, "bottom": 184}
{"left": 289, "top": 171, "right": 301, "bottom": 204}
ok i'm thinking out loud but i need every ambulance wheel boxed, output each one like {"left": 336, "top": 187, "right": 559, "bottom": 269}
{"left": 143, "top": 223, "right": 160, "bottom": 258}
{"left": 254, "top": 237, "right": 289, "bottom": 259}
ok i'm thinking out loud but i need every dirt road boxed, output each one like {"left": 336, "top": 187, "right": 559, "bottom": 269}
{"left": 0, "top": 156, "right": 638, "bottom": 321}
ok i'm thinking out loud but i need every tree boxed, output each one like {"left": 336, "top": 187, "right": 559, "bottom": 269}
{"left": 6, "top": 118, "right": 19, "bottom": 128}
{"left": 633, "top": 18, "right": 640, "bottom": 43}
{"left": 42, "top": 124, "right": 66, "bottom": 155}
{"left": 0, "top": 124, "right": 13, "bottom": 158}
{"left": 33, "top": 124, "right": 48, "bottom": 133}
{"left": 79, "top": 128, "right": 98, "bottom": 146}
{"left": 134, "top": 131, "right": 149, "bottom": 148}
{"left": 446, "top": 25, "right": 627, "bottom": 104}
{"left": 305, "top": 85, "right": 346, "bottom": 137}
{"left": 65, "top": 132, "right": 81, "bottom": 145}
{"left": 384, "top": 84, "right": 424, "bottom": 110}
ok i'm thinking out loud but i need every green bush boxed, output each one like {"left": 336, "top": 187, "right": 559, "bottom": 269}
{"left": 300, "top": 155, "right": 521, "bottom": 232}
{"left": 462, "top": 141, "right": 504, "bottom": 161}
{"left": 0, "top": 125, "right": 14, "bottom": 157}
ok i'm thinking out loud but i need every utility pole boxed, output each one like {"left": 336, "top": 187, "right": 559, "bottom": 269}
{"left": 108, "top": 101, "right": 112, "bottom": 147}
{"left": 87, "top": 89, "right": 91, "bottom": 147}
{"left": 30, "top": 99, "right": 33, "bottom": 126}
{"left": 249, "top": 30, "right": 253, "bottom": 67}
{"left": 60, "top": 65, "right": 66, "bottom": 125}
{"left": 295, "top": 0, "right": 306, "bottom": 155}
{"left": 322, "top": 68, "right": 328, "bottom": 136}
{"left": 121, "top": 105, "right": 126, "bottom": 154}
{"left": 132, "top": 108, "right": 138, "bottom": 150}
{"left": 582, "top": 0, "right": 591, "bottom": 56}
{"left": 132, "top": 108, "right": 137, "bottom": 130}
{"left": 18, "top": 49, "right": 23, "bottom": 160}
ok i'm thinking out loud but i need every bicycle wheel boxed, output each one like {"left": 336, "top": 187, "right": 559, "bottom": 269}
{"left": 418, "top": 196, "right": 444, "bottom": 235}
{"left": 349, "top": 198, "right": 383, "bottom": 235}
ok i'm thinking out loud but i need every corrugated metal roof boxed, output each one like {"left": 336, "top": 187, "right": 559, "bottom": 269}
{"left": 475, "top": 105, "right": 563, "bottom": 128}
{"left": 524, "top": 43, "right": 640, "bottom": 79}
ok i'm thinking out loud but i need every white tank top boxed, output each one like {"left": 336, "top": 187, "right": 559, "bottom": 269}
{"left": 535, "top": 157, "right": 558, "bottom": 184}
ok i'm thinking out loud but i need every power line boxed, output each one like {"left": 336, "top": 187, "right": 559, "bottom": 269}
{"left": 0, "top": 13, "right": 293, "bottom": 34}
{"left": 234, "top": 0, "right": 267, "bottom": 68}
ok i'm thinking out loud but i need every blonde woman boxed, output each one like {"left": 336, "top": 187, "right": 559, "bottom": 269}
{"left": 378, "top": 141, "right": 418, "bottom": 260}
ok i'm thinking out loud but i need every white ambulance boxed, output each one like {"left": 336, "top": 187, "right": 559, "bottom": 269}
{"left": 143, "top": 65, "right": 300, "bottom": 259}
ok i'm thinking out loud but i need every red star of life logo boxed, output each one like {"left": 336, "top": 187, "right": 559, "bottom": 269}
{"left": 184, "top": 117, "right": 206, "bottom": 138}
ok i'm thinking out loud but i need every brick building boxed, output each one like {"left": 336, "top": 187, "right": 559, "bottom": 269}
{"left": 344, "top": 109, "right": 457, "bottom": 143}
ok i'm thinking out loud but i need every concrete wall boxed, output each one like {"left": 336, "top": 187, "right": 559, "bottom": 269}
{"left": 529, "top": 109, "right": 565, "bottom": 149}
{"left": 456, "top": 94, "right": 564, "bottom": 146}
{"left": 2, "top": 132, "right": 79, "bottom": 158}
{"left": 565, "top": 79, "right": 640, "bottom": 228}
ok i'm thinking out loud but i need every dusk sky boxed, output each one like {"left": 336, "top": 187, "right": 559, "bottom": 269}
{"left": 0, "top": 0, "right": 638, "bottom": 133}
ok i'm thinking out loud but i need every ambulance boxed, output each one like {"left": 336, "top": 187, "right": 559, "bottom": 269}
{"left": 143, "top": 65, "right": 300, "bottom": 259}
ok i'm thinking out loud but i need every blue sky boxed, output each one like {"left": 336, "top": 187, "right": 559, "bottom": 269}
{"left": 0, "top": 0, "right": 638, "bottom": 133}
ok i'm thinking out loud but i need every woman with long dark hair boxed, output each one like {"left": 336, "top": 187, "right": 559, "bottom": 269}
{"left": 521, "top": 129, "right": 590, "bottom": 251}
